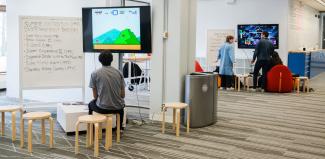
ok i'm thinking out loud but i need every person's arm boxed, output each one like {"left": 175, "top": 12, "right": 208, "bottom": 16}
{"left": 229, "top": 46, "right": 235, "bottom": 64}
{"left": 89, "top": 73, "right": 97, "bottom": 100}
{"left": 120, "top": 73, "right": 126, "bottom": 99}
{"left": 92, "top": 87, "right": 98, "bottom": 99}
{"left": 217, "top": 49, "right": 221, "bottom": 62}
{"left": 252, "top": 43, "right": 260, "bottom": 63}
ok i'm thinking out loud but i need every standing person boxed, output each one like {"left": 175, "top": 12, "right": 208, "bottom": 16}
{"left": 251, "top": 31, "right": 274, "bottom": 90}
{"left": 88, "top": 51, "right": 125, "bottom": 129}
{"left": 217, "top": 35, "right": 235, "bottom": 90}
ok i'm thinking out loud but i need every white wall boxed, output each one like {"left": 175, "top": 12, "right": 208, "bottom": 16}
{"left": 288, "top": 0, "right": 320, "bottom": 51}
{"left": 6, "top": 0, "right": 106, "bottom": 102}
{"left": 196, "top": 0, "right": 290, "bottom": 64}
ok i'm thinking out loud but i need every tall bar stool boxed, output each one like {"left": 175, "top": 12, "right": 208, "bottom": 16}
{"left": 75, "top": 115, "right": 112, "bottom": 157}
{"left": 20, "top": 112, "right": 54, "bottom": 153}
{"left": 161, "top": 103, "right": 190, "bottom": 137}
{"left": 0, "top": 106, "right": 23, "bottom": 141}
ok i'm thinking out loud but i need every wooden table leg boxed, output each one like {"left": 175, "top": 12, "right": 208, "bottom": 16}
{"left": 116, "top": 114, "right": 120, "bottom": 143}
{"left": 1, "top": 112, "right": 5, "bottom": 136}
{"left": 176, "top": 109, "right": 180, "bottom": 137}
{"left": 303, "top": 79, "right": 306, "bottom": 93}
{"left": 28, "top": 120, "right": 33, "bottom": 153}
{"left": 20, "top": 119, "right": 24, "bottom": 148}
{"left": 49, "top": 117, "right": 54, "bottom": 148}
{"left": 297, "top": 79, "right": 300, "bottom": 94}
{"left": 41, "top": 119, "right": 46, "bottom": 144}
{"left": 75, "top": 122, "right": 80, "bottom": 154}
{"left": 187, "top": 107, "right": 190, "bottom": 134}
{"left": 105, "top": 117, "right": 112, "bottom": 151}
{"left": 307, "top": 79, "right": 310, "bottom": 93}
{"left": 12, "top": 111, "right": 16, "bottom": 141}
{"left": 94, "top": 123, "right": 99, "bottom": 157}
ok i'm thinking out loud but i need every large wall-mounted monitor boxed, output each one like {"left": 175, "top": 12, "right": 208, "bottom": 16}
{"left": 237, "top": 24, "right": 279, "bottom": 49}
{"left": 82, "top": 6, "right": 152, "bottom": 53}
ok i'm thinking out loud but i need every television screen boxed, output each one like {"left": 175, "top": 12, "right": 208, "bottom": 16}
{"left": 82, "top": 6, "right": 152, "bottom": 53}
{"left": 237, "top": 24, "right": 279, "bottom": 49}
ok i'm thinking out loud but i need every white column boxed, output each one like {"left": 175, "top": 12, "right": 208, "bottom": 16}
{"left": 150, "top": 0, "right": 197, "bottom": 121}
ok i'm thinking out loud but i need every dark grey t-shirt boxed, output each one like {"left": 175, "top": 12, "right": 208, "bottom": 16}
{"left": 89, "top": 66, "right": 125, "bottom": 110}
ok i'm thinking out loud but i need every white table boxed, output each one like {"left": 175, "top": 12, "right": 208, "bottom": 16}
{"left": 57, "top": 103, "right": 127, "bottom": 133}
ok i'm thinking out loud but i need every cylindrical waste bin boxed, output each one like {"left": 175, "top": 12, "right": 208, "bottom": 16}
{"left": 182, "top": 72, "right": 218, "bottom": 128}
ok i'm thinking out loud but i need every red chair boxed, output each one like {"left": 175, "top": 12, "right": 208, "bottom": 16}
{"left": 266, "top": 65, "right": 293, "bottom": 93}
{"left": 195, "top": 60, "right": 204, "bottom": 72}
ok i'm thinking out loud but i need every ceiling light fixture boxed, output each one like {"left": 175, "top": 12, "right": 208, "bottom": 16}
{"left": 315, "top": 0, "right": 325, "bottom": 6}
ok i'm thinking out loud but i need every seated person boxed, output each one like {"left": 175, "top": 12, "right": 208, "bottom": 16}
{"left": 88, "top": 51, "right": 125, "bottom": 129}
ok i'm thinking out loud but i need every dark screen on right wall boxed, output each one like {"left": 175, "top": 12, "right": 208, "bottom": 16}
{"left": 323, "top": 16, "right": 325, "bottom": 49}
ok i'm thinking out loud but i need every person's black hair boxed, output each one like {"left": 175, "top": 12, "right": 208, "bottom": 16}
{"left": 262, "top": 31, "right": 269, "bottom": 38}
{"left": 99, "top": 51, "right": 113, "bottom": 66}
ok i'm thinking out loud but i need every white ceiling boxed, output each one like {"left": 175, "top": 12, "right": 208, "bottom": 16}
{"left": 300, "top": 0, "right": 325, "bottom": 11}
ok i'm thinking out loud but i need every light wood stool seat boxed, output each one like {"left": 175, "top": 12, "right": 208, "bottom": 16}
{"left": 235, "top": 74, "right": 250, "bottom": 91}
{"left": 0, "top": 106, "right": 23, "bottom": 141}
{"left": 161, "top": 103, "right": 190, "bottom": 137}
{"left": 293, "top": 76, "right": 309, "bottom": 93}
{"left": 20, "top": 112, "right": 54, "bottom": 153}
{"left": 75, "top": 115, "right": 112, "bottom": 157}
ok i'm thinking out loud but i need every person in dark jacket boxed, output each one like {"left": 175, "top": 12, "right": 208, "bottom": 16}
{"left": 270, "top": 51, "right": 283, "bottom": 67}
{"left": 251, "top": 31, "right": 274, "bottom": 90}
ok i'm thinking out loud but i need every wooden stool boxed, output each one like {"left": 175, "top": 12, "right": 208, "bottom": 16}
{"left": 93, "top": 112, "right": 119, "bottom": 143}
{"left": 294, "top": 77, "right": 309, "bottom": 93}
{"left": 75, "top": 115, "right": 111, "bottom": 157}
{"left": 235, "top": 74, "right": 249, "bottom": 91}
{"left": 161, "top": 103, "right": 190, "bottom": 137}
{"left": 20, "top": 112, "right": 54, "bottom": 153}
{"left": 0, "top": 106, "right": 23, "bottom": 141}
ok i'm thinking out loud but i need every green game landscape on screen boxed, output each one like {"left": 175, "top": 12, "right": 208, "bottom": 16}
{"left": 93, "top": 28, "right": 140, "bottom": 45}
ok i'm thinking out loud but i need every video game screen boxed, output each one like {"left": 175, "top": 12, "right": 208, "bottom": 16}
{"left": 237, "top": 24, "right": 279, "bottom": 49}
{"left": 92, "top": 7, "right": 141, "bottom": 50}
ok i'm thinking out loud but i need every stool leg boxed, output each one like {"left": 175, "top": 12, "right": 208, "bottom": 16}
{"left": 89, "top": 123, "right": 94, "bottom": 146}
{"left": 172, "top": 108, "right": 176, "bottom": 130}
{"left": 28, "top": 120, "right": 33, "bottom": 153}
{"left": 303, "top": 79, "right": 306, "bottom": 93}
{"left": 116, "top": 114, "right": 120, "bottom": 143}
{"left": 306, "top": 79, "right": 309, "bottom": 93}
{"left": 1, "top": 112, "right": 5, "bottom": 136}
{"left": 98, "top": 123, "right": 102, "bottom": 140}
{"left": 162, "top": 108, "right": 165, "bottom": 133}
{"left": 238, "top": 77, "right": 240, "bottom": 92}
{"left": 75, "top": 122, "right": 80, "bottom": 154}
{"left": 41, "top": 119, "right": 46, "bottom": 144}
{"left": 49, "top": 117, "right": 54, "bottom": 148}
{"left": 105, "top": 117, "right": 112, "bottom": 151}
{"left": 12, "top": 111, "right": 16, "bottom": 141}
{"left": 187, "top": 107, "right": 190, "bottom": 134}
{"left": 297, "top": 79, "right": 300, "bottom": 94}
{"left": 94, "top": 123, "right": 99, "bottom": 157}
{"left": 86, "top": 124, "right": 90, "bottom": 148}
{"left": 20, "top": 119, "right": 24, "bottom": 148}
{"left": 176, "top": 109, "right": 180, "bottom": 137}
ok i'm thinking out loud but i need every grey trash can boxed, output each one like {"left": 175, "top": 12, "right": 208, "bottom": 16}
{"left": 182, "top": 72, "right": 218, "bottom": 128}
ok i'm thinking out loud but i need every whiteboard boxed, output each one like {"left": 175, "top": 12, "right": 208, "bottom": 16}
{"left": 20, "top": 16, "right": 84, "bottom": 89}
{"left": 206, "top": 29, "right": 235, "bottom": 71}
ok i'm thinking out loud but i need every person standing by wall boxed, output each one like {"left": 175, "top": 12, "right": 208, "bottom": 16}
{"left": 251, "top": 31, "right": 274, "bottom": 90}
{"left": 217, "top": 35, "right": 235, "bottom": 90}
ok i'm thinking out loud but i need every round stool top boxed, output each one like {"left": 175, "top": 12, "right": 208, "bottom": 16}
{"left": 0, "top": 105, "right": 22, "bottom": 112}
{"left": 93, "top": 112, "right": 113, "bottom": 117}
{"left": 78, "top": 115, "right": 106, "bottom": 123}
{"left": 297, "top": 76, "right": 308, "bottom": 80}
{"left": 23, "top": 112, "right": 51, "bottom": 120}
{"left": 164, "top": 103, "right": 188, "bottom": 109}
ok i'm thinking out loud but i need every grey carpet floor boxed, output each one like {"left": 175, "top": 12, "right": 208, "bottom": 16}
{"left": 0, "top": 74, "right": 325, "bottom": 159}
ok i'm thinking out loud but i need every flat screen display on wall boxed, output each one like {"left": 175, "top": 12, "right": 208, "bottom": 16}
{"left": 82, "top": 6, "right": 152, "bottom": 53}
{"left": 237, "top": 24, "right": 279, "bottom": 49}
